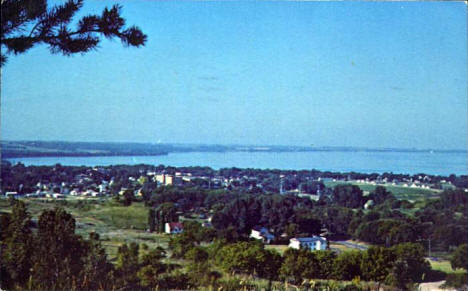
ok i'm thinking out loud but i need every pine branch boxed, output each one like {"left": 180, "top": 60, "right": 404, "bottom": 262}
{"left": 1, "top": 0, "right": 146, "bottom": 66}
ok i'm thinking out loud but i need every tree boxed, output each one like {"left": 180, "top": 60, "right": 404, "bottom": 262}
{"left": 333, "top": 250, "right": 362, "bottom": 281}
{"left": 115, "top": 242, "right": 140, "bottom": 290}
{"left": 0, "top": 200, "right": 33, "bottom": 290}
{"left": 315, "top": 250, "right": 336, "bottom": 279}
{"left": 360, "top": 246, "right": 395, "bottom": 288}
{"left": 332, "top": 184, "right": 365, "bottom": 208}
{"left": 370, "top": 186, "right": 395, "bottom": 205}
{"left": 148, "top": 208, "right": 156, "bottom": 232}
{"left": 185, "top": 246, "right": 209, "bottom": 262}
{"left": 137, "top": 247, "right": 167, "bottom": 289}
{"left": 280, "top": 248, "right": 319, "bottom": 284}
{"left": 450, "top": 244, "right": 468, "bottom": 270}
{"left": 185, "top": 247, "right": 220, "bottom": 288}
{"left": 32, "top": 207, "right": 87, "bottom": 291}
{"left": 122, "top": 189, "right": 135, "bottom": 206}
{"left": 168, "top": 233, "right": 196, "bottom": 258}
{"left": 1, "top": 0, "right": 147, "bottom": 66}
{"left": 216, "top": 241, "right": 275, "bottom": 277}
{"left": 389, "top": 243, "right": 430, "bottom": 288}
{"left": 81, "top": 232, "right": 114, "bottom": 291}
{"left": 155, "top": 202, "right": 177, "bottom": 232}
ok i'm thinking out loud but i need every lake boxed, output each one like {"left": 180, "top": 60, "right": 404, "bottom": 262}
{"left": 6, "top": 151, "right": 467, "bottom": 176}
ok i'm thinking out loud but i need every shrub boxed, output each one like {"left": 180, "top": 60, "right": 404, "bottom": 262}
{"left": 442, "top": 273, "right": 468, "bottom": 289}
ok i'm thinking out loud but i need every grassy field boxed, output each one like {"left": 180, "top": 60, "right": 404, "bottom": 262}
{"left": 428, "top": 259, "right": 466, "bottom": 275}
{"left": 0, "top": 197, "right": 171, "bottom": 260}
{"left": 265, "top": 244, "right": 289, "bottom": 255}
{"left": 324, "top": 181, "right": 440, "bottom": 201}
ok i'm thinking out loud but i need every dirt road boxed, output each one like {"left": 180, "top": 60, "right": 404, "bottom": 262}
{"left": 419, "top": 281, "right": 455, "bottom": 291}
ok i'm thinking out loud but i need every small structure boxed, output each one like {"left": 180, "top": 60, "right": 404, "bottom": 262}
{"left": 364, "top": 199, "right": 374, "bottom": 209}
{"left": 52, "top": 193, "right": 66, "bottom": 199}
{"left": 202, "top": 222, "right": 213, "bottom": 228}
{"left": 289, "top": 236, "right": 327, "bottom": 251}
{"left": 155, "top": 174, "right": 174, "bottom": 186}
{"left": 249, "top": 226, "right": 275, "bottom": 244}
{"left": 5, "top": 192, "right": 21, "bottom": 198}
{"left": 165, "top": 222, "right": 184, "bottom": 234}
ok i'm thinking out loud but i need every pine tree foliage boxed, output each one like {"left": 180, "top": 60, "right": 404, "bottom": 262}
{"left": 0, "top": 200, "right": 33, "bottom": 289}
{"left": 1, "top": 0, "right": 147, "bottom": 66}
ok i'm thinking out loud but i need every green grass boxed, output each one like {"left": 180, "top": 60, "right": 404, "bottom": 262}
{"left": 0, "top": 198, "right": 160, "bottom": 260}
{"left": 265, "top": 244, "right": 289, "bottom": 255}
{"left": 324, "top": 181, "right": 440, "bottom": 201}
{"left": 428, "top": 259, "right": 466, "bottom": 275}
{"left": 84, "top": 202, "right": 148, "bottom": 230}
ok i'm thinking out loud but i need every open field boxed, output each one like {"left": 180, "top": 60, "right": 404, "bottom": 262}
{"left": 0, "top": 197, "right": 166, "bottom": 260}
{"left": 265, "top": 244, "right": 289, "bottom": 255}
{"left": 324, "top": 181, "right": 441, "bottom": 201}
{"left": 428, "top": 259, "right": 467, "bottom": 275}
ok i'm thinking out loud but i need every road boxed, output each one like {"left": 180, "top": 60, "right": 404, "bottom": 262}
{"left": 419, "top": 281, "right": 455, "bottom": 291}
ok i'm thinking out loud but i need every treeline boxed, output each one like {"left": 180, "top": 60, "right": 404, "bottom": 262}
{"left": 2, "top": 200, "right": 467, "bottom": 290}
{"left": 147, "top": 185, "right": 468, "bottom": 251}
{"left": 166, "top": 219, "right": 441, "bottom": 291}
{"left": 0, "top": 200, "right": 428, "bottom": 291}
{"left": 0, "top": 200, "right": 194, "bottom": 291}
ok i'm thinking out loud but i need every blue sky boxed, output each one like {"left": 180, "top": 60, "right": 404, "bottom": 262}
{"left": 1, "top": 1, "right": 467, "bottom": 149}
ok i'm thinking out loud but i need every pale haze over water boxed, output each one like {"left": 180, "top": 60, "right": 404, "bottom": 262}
{"left": 8, "top": 151, "right": 467, "bottom": 176}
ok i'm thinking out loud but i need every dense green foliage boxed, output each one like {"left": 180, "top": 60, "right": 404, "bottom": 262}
{"left": 2, "top": 163, "right": 468, "bottom": 290}
{"left": 1, "top": 0, "right": 146, "bottom": 66}
{"left": 450, "top": 244, "right": 468, "bottom": 270}
{"left": 0, "top": 202, "right": 191, "bottom": 290}
{"left": 0, "top": 200, "right": 440, "bottom": 291}
{"left": 443, "top": 273, "right": 468, "bottom": 289}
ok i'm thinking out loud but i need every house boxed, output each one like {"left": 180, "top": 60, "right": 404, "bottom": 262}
{"left": 289, "top": 236, "right": 327, "bottom": 251}
{"left": 165, "top": 222, "right": 184, "bottom": 234}
{"left": 364, "top": 200, "right": 374, "bottom": 209}
{"left": 249, "top": 226, "right": 275, "bottom": 244}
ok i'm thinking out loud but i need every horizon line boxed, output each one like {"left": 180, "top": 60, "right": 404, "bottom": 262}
{"left": 2, "top": 139, "right": 467, "bottom": 153}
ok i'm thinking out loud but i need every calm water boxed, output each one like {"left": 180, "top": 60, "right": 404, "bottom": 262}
{"left": 6, "top": 151, "right": 467, "bottom": 176}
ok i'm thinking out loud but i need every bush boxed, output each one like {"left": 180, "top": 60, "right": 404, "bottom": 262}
{"left": 442, "top": 273, "right": 468, "bottom": 289}
{"left": 216, "top": 278, "right": 243, "bottom": 291}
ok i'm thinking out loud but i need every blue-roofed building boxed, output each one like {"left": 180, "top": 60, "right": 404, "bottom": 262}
{"left": 249, "top": 226, "right": 275, "bottom": 244}
{"left": 289, "top": 236, "right": 327, "bottom": 251}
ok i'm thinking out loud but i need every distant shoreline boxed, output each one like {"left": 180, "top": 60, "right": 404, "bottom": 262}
{"left": 1, "top": 140, "right": 466, "bottom": 159}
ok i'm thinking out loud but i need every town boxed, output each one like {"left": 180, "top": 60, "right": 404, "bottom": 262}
{"left": 2, "top": 161, "right": 464, "bottom": 200}
{"left": 1, "top": 161, "right": 467, "bottom": 290}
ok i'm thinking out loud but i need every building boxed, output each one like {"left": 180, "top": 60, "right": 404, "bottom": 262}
{"left": 250, "top": 227, "right": 275, "bottom": 244}
{"left": 155, "top": 174, "right": 174, "bottom": 186}
{"left": 289, "top": 236, "right": 327, "bottom": 251}
{"left": 5, "top": 192, "right": 22, "bottom": 198}
{"left": 165, "top": 222, "right": 184, "bottom": 234}
{"left": 364, "top": 199, "right": 374, "bottom": 209}
{"left": 52, "top": 193, "right": 66, "bottom": 199}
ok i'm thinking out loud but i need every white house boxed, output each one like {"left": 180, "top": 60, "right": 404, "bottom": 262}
{"left": 364, "top": 200, "right": 374, "bottom": 209}
{"left": 249, "top": 227, "right": 275, "bottom": 244}
{"left": 289, "top": 236, "right": 327, "bottom": 251}
{"left": 165, "top": 222, "right": 184, "bottom": 234}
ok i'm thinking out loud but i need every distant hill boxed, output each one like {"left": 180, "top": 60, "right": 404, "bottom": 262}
{"left": 0, "top": 141, "right": 171, "bottom": 158}
{"left": 1, "top": 140, "right": 465, "bottom": 158}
